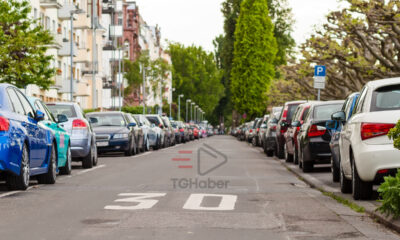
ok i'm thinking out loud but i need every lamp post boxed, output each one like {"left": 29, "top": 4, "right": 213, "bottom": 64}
{"left": 170, "top": 88, "right": 175, "bottom": 118}
{"left": 178, "top": 94, "right": 184, "bottom": 121}
{"left": 69, "top": 8, "right": 85, "bottom": 102}
{"left": 191, "top": 102, "right": 195, "bottom": 123}
{"left": 186, "top": 99, "right": 191, "bottom": 123}
{"left": 194, "top": 105, "right": 198, "bottom": 123}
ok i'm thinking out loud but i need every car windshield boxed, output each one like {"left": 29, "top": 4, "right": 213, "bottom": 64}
{"left": 313, "top": 104, "right": 343, "bottom": 120}
{"left": 146, "top": 116, "right": 161, "bottom": 125}
{"left": 47, "top": 104, "right": 77, "bottom": 118}
{"left": 88, "top": 114, "right": 126, "bottom": 127}
{"left": 371, "top": 84, "right": 400, "bottom": 111}
{"left": 287, "top": 104, "right": 300, "bottom": 121}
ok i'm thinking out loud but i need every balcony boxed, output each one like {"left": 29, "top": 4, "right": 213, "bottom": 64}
{"left": 75, "top": 80, "right": 91, "bottom": 97}
{"left": 58, "top": 4, "right": 83, "bottom": 20}
{"left": 74, "top": 47, "right": 90, "bottom": 63}
{"left": 51, "top": 75, "right": 63, "bottom": 89}
{"left": 47, "top": 34, "right": 63, "bottom": 49}
{"left": 74, "top": 14, "right": 91, "bottom": 29}
{"left": 40, "top": 0, "right": 62, "bottom": 9}
{"left": 109, "top": 25, "right": 123, "bottom": 38}
{"left": 58, "top": 78, "right": 78, "bottom": 94}
{"left": 82, "top": 62, "right": 99, "bottom": 75}
{"left": 58, "top": 40, "right": 78, "bottom": 57}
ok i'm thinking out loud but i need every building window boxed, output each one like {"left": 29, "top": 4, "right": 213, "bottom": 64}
{"left": 63, "top": 27, "right": 67, "bottom": 38}
{"left": 118, "top": 14, "right": 123, "bottom": 26}
{"left": 46, "top": 17, "right": 50, "bottom": 30}
{"left": 34, "top": 8, "right": 37, "bottom": 19}
{"left": 52, "top": 20, "right": 56, "bottom": 33}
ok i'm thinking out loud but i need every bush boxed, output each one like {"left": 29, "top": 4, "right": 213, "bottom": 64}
{"left": 377, "top": 120, "right": 400, "bottom": 218}
{"left": 122, "top": 106, "right": 145, "bottom": 114}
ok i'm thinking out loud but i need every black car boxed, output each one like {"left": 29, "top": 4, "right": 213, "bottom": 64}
{"left": 297, "top": 101, "right": 344, "bottom": 172}
{"left": 125, "top": 113, "right": 145, "bottom": 153}
{"left": 263, "top": 110, "right": 282, "bottom": 156}
{"left": 276, "top": 101, "right": 306, "bottom": 159}
{"left": 87, "top": 112, "right": 137, "bottom": 156}
{"left": 327, "top": 93, "right": 359, "bottom": 182}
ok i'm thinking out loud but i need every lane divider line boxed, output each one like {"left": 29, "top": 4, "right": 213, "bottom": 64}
{"left": 76, "top": 164, "right": 106, "bottom": 175}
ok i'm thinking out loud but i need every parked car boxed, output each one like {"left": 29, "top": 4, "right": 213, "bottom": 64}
{"left": 263, "top": 109, "right": 282, "bottom": 156}
{"left": 87, "top": 112, "right": 137, "bottom": 156}
{"left": 297, "top": 100, "right": 344, "bottom": 172}
{"left": 133, "top": 114, "right": 157, "bottom": 150}
{"left": 28, "top": 97, "right": 72, "bottom": 175}
{"left": 161, "top": 116, "right": 175, "bottom": 146}
{"left": 187, "top": 123, "right": 194, "bottom": 140}
{"left": 146, "top": 114, "right": 166, "bottom": 148}
{"left": 245, "top": 121, "right": 254, "bottom": 142}
{"left": 47, "top": 102, "right": 97, "bottom": 169}
{"left": 283, "top": 102, "right": 315, "bottom": 164}
{"left": 252, "top": 117, "right": 265, "bottom": 147}
{"left": 336, "top": 78, "right": 400, "bottom": 200}
{"left": 257, "top": 115, "right": 269, "bottom": 147}
{"left": 0, "top": 84, "right": 57, "bottom": 190}
{"left": 126, "top": 113, "right": 145, "bottom": 153}
{"left": 327, "top": 92, "right": 359, "bottom": 182}
{"left": 276, "top": 101, "right": 306, "bottom": 158}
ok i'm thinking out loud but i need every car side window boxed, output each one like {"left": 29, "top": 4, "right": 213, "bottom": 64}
{"left": 6, "top": 88, "right": 25, "bottom": 116}
{"left": 354, "top": 87, "right": 368, "bottom": 115}
{"left": 15, "top": 90, "right": 35, "bottom": 119}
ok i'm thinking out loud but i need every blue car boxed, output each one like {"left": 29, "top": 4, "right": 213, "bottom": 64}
{"left": 0, "top": 84, "right": 58, "bottom": 190}
{"left": 327, "top": 92, "right": 360, "bottom": 183}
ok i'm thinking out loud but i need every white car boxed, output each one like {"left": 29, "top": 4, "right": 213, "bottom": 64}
{"left": 336, "top": 78, "right": 400, "bottom": 200}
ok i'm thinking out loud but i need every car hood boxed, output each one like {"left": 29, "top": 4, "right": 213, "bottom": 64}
{"left": 93, "top": 126, "right": 129, "bottom": 135}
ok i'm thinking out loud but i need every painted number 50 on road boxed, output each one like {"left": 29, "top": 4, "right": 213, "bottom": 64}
{"left": 104, "top": 193, "right": 238, "bottom": 211}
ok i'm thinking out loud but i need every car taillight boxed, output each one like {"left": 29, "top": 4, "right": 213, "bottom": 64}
{"left": 271, "top": 125, "right": 277, "bottom": 131}
{"left": 0, "top": 116, "right": 9, "bottom": 131}
{"left": 257, "top": 128, "right": 260, "bottom": 132}
{"left": 249, "top": 129, "right": 253, "bottom": 133}
{"left": 361, "top": 123, "right": 395, "bottom": 140}
{"left": 282, "top": 107, "right": 288, "bottom": 121}
{"left": 308, "top": 124, "right": 326, "bottom": 137}
{"left": 72, "top": 119, "right": 87, "bottom": 129}
{"left": 296, "top": 126, "right": 300, "bottom": 132}
{"left": 179, "top": 128, "right": 184, "bottom": 132}
{"left": 175, "top": 129, "right": 178, "bottom": 133}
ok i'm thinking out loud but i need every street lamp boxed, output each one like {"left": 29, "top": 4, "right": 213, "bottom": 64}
{"left": 186, "top": 99, "right": 191, "bottom": 123}
{"left": 69, "top": 8, "right": 85, "bottom": 102}
{"left": 194, "top": 105, "right": 198, "bottom": 123}
{"left": 178, "top": 94, "right": 184, "bottom": 121}
{"left": 191, "top": 102, "right": 195, "bottom": 123}
{"left": 170, "top": 88, "right": 175, "bottom": 118}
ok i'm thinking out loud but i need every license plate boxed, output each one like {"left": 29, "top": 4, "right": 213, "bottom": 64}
{"left": 96, "top": 141, "right": 109, "bottom": 147}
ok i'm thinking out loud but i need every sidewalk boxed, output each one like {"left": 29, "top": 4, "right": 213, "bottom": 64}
{"left": 274, "top": 156, "right": 400, "bottom": 234}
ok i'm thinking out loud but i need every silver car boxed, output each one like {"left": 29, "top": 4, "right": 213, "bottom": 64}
{"left": 145, "top": 114, "right": 166, "bottom": 149}
{"left": 134, "top": 114, "right": 160, "bottom": 150}
{"left": 47, "top": 102, "right": 97, "bottom": 168}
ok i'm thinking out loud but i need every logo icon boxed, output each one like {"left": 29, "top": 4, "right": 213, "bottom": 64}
{"left": 197, "top": 143, "right": 227, "bottom": 176}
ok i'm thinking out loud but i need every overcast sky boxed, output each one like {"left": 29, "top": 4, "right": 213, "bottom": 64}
{"left": 134, "top": 0, "right": 344, "bottom": 52}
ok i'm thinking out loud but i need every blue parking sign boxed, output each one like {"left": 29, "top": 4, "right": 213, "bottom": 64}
{"left": 314, "top": 65, "right": 326, "bottom": 77}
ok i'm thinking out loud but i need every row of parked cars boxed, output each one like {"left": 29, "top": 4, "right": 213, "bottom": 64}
{"left": 0, "top": 83, "right": 214, "bottom": 191}
{"left": 232, "top": 78, "right": 400, "bottom": 200}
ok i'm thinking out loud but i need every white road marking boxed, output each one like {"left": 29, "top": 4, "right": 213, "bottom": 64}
{"left": 104, "top": 193, "right": 166, "bottom": 210}
{"left": 183, "top": 193, "right": 237, "bottom": 211}
{"left": 75, "top": 164, "right": 106, "bottom": 175}
{"left": 131, "top": 152, "right": 151, "bottom": 158}
{"left": 0, "top": 185, "right": 40, "bottom": 198}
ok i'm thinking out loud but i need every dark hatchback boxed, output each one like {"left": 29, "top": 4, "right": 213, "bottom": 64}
{"left": 297, "top": 101, "right": 344, "bottom": 172}
{"left": 263, "top": 109, "right": 282, "bottom": 156}
{"left": 276, "top": 101, "right": 306, "bottom": 159}
{"left": 87, "top": 112, "right": 137, "bottom": 156}
{"left": 327, "top": 93, "right": 359, "bottom": 182}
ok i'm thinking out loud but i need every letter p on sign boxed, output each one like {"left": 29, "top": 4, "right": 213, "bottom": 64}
{"left": 314, "top": 65, "right": 326, "bottom": 77}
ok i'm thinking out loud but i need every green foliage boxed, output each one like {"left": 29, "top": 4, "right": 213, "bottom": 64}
{"left": 231, "top": 0, "right": 277, "bottom": 119}
{"left": 83, "top": 109, "right": 98, "bottom": 115}
{"left": 122, "top": 106, "right": 145, "bottom": 114}
{"left": 388, "top": 120, "right": 400, "bottom": 150}
{"left": 0, "top": 0, "right": 54, "bottom": 89}
{"left": 168, "top": 43, "right": 224, "bottom": 124}
{"left": 378, "top": 170, "right": 400, "bottom": 219}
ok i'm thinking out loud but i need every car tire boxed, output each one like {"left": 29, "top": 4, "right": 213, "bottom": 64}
{"left": 153, "top": 136, "right": 160, "bottom": 150}
{"left": 92, "top": 145, "right": 98, "bottom": 166}
{"left": 293, "top": 148, "right": 298, "bottom": 165}
{"left": 82, "top": 143, "right": 94, "bottom": 169}
{"left": 284, "top": 143, "right": 293, "bottom": 163}
{"left": 340, "top": 161, "right": 352, "bottom": 194}
{"left": 298, "top": 149, "right": 303, "bottom": 169}
{"left": 7, "top": 143, "right": 30, "bottom": 190}
{"left": 125, "top": 138, "right": 134, "bottom": 156}
{"left": 141, "top": 136, "right": 145, "bottom": 153}
{"left": 331, "top": 157, "right": 339, "bottom": 182}
{"left": 37, "top": 142, "right": 57, "bottom": 184}
{"left": 352, "top": 157, "right": 373, "bottom": 200}
{"left": 302, "top": 151, "right": 313, "bottom": 172}
{"left": 60, "top": 144, "right": 72, "bottom": 175}
{"left": 252, "top": 137, "right": 257, "bottom": 146}
{"left": 276, "top": 142, "right": 284, "bottom": 159}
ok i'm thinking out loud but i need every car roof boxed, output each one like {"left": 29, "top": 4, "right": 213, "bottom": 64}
{"left": 366, "top": 77, "right": 400, "bottom": 89}
{"left": 86, "top": 111, "right": 124, "bottom": 115}
{"left": 47, "top": 102, "right": 76, "bottom": 105}
{"left": 309, "top": 100, "right": 345, "bottom": 107}
{"left": 284, "top": 100, "right": 307, "bottom": 105}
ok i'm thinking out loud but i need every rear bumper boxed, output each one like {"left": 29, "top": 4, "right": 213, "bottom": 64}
{"left": 71, "top": 137, "right": 90, "bottom": 158}
{"left": 97, "top": 139, "right": 130, "bottom": 153}
{"left": 302, "top": 140, "right": 331, "bottom": 163}
{"left": 0, "top": 135, "right": 18, "bottom": 175}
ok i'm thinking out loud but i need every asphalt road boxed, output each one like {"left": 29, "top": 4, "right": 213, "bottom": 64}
{"left": 0, "top": 136, "right": 399, "bottom": 240}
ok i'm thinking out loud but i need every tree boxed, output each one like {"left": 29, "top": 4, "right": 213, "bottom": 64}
{"left": 0, "top": 0, "right": 54, "bottom": 89}
{"left": 231, "top": 0, "right": 278, "bottom": 119}
{"left": 169, "top": 43, "right": 224, "bottom": 124}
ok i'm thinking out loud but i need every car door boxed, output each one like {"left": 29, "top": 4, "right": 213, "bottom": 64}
{"left": 15, "top": 89, "right": 47, "bottom": 168}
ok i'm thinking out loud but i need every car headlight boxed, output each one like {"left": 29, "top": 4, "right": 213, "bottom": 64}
{"left": 113, "top": 133, "right": 129, "bottom": 139}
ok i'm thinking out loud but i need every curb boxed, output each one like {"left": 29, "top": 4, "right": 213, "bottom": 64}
{"left": 276, "top": 157, "right": 400, "bottom": 235}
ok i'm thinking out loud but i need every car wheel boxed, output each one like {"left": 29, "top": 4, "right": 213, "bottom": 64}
{"left": 331, "top": 157, "right": 339, "bottom": 182}
{"left": 340, "top": 160, "right": 352, "bottom": 193}
{"left": 141, "top": 136, "right": 145, "bottom": 153}
{"left": 82, "top": 143, "right": 94, "bottom": 169}
{"left": 352, "top": 157, "right": 372, "bottom": 200}
{"left": 60, "top": 144, "right": 72, "bottom": 175}
{"left": 37, "top": 142, "right": 57, "bottom": 184}
{"left": 298, "top": 149, "right": 303, "bottom": 169}
{"left": 293, "top": 148, "right": 298, "bottom": 165}
{"left": 284, "top": 143, "right": 293, "bottom": 163}
{"left": 125, "top": 138, "right": 134, "bottom": 156}
{"left": 7, "top": 143, "right": 30, "bottom": 190}
{"left": 153, "top": 136, "right": 160, "bottom": 150}
{"left": 276, "top": 142, "right": 284, "bottom": 159}
{"left": 252, "top": 137, "right": 257, "bottom": 146}
{"left": 302, "top": 151, "right": 313, "bottom": 173}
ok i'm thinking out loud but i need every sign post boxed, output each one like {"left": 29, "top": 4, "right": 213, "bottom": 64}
{"left": 314, "top": 65, "right": 326, "bottom": 101}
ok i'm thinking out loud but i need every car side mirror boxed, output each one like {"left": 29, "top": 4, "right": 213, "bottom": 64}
{"left": 326, "top": 120, "right": 338, "bottom": 130}
{"left": 128, "top": 122, "right": 136, "bottom": 127}
{"left": 89, "top": 117, "right": 98, "bottom": 124}
{"left": 35, "top": 110, "right": 45, "bottom": 121}
{"left": 159, "top": 123, "right": 164, "bottom": 129}
{"left": 331, "top": 111, "right": 346, "bottom": 122}
{"left": 57, "top": 114, "right": 68, "bottom": 123}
